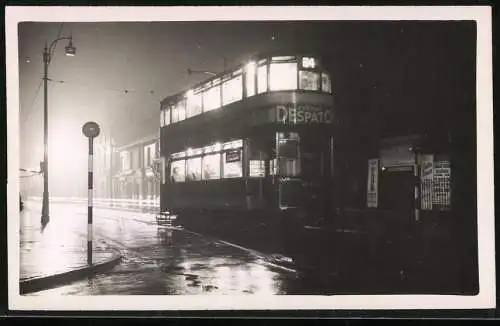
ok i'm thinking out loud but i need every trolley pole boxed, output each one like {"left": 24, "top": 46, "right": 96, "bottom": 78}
{"left": 82, "top": 121, "right": 101, "bottom": 265}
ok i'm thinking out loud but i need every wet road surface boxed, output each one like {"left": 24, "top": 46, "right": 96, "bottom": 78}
{"left": 22, "top": 201, "right": 307, "bottom": 295}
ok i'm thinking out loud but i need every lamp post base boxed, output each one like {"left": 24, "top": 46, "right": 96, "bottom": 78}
{"left": 41, "top": 191, "right": 50, "bottom": 227}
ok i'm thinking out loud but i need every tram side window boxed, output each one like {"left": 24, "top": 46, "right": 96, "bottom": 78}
{"left": 249, "top": 160, "right": 265, "bottom": 178}
{"left": 269, "top": 62, "right": 298, "bottom": 91}
{"left": 248, "top": 148, "right": 267, "bottom": 178}
{"left": 164, "top": 107, "right": 170, "bottom": 126}
{"left": 171, "top": 159, "right": 186, "bottom": 183}
{"left": 202, "top": 153, "right": 221, "bottom": 180}
{"left": 186, "top": 91, "right": 202, "bottom": 118}
{"left": 222, "top": 75, "right": 243, "bottom": 106}
{"left": 245, "top": 62, "right": 256, "bottom": 97}
{"left": 203, "top": 84, "right": 221, "bottom": 112}
{"left": 186, "top": 157, "right": 202, "bottom": 181}
{"left": 161, "top": 157, "right": 166, "bottom": 184}
{"left": 257, "top": 64, "right": 267, "bottom": 94}
{"left": 299, "top": 71, "right": 320, "bottom": 91}
{"left": 178, "top": 100, "right": 187, "bottom": 121}
{"left": 171, "top": 100, "right": 186, "bottom": 123}
{"left": 223, "top": 149, "right": 243, "bottom": 178}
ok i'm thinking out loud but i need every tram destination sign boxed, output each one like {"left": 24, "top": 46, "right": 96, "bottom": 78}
{"left": 275, "top": 104, "right": 333, "bottom": 124}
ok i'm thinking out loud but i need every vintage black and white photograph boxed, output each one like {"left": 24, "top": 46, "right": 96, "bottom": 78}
{"left": 6, "top": 6, "right": 495, "bottom": 310}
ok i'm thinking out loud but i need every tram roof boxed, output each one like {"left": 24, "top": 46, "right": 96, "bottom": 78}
{"left": 159, "top": 49, "right": 328, "bottom": 108}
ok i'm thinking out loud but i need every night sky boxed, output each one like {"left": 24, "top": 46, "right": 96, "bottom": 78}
{"left": 17, "top": 20, "right": 476, "bottom": 196}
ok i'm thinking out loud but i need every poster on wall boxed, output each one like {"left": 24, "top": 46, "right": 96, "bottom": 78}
{"left": 433, "top": 160, "right": 451, "bottom": 208}
{"left": 366, "top": 158, "right": 379, "bottom": 208}
{"left": 420, "top": 154, "right": 434, "bottom": 210}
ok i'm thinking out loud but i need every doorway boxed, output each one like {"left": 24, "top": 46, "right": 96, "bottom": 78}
{"left": 378, "top": 167, "right": 414, "bottom": 213}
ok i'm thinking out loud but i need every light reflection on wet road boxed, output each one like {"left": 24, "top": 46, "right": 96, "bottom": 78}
{"left": 26, "top": 202, "right": 300, "bottom": 295}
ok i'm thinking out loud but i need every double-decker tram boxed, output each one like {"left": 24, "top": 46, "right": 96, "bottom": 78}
{"left": 159, "top": 52, "right": 335, "bottom": 248}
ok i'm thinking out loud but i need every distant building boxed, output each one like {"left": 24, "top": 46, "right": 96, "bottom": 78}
{"left": 93, "top": 132, "right": 115, "bottom": 199}
{"left": 112, "top": 132, "right": 160, "bottom": 200}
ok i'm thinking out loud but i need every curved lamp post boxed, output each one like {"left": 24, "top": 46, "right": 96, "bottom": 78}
{"left": 41, "top": 36, "right": 76, "bottom": 225}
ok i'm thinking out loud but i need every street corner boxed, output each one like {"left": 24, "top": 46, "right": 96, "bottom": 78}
{"left": 19, "top": 249, "right": 122, "bottom": 295}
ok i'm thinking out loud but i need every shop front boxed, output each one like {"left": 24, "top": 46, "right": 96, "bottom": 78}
{"left": 365, "top": 135, "right": 452, "bottom": 220}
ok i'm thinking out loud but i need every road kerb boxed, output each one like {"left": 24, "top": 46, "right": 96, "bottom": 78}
{"left": 19, "top": 250, "right": 122, "bottom": 295}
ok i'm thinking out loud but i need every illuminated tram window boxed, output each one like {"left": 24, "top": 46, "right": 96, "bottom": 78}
{"left": 165, "top": 107, "right": 171, "bottom": 125}
{"left": 160, "top": 110, "right": 164, "bottom": 127}
{"left": 178, "top": 100, "right": 186, "bottom": 121}
{"left": 171, "top": 159, "right": 186, "bottom": 183}
{"left": 257, "top": 64, "right": 267, "bottom": 94}
{"left": 169, "top": 105, "right": 177, "bottom": 123}
{"left": 203, "top": 84, "right": 221, "bottom": 112}
{"left": 245, "top": 61, "right": 256, "bottom": 97}
{"left": 272, "top": 56, "right": 295, "bottom": 62}
{"left": 222, "top": 75, "right": 243, "bottom": 106}
{"left": 171, "top": 100, "right": 186, "bottom": 123}
{"left": 223, "top": 149, "right": 243, "bottom": 178}
{"left": 249, "top": 160, "right": 265, "bottom": 178}
{"left": 269, "top": 62, "right": 298, "bottom": 91}
{"left": 202, "top": 153, "right": 221, "bottom": 180}
{"left": 160, "top": 156, "right": 166, "bottom": 184}
{"left": 186, "top": 157, "right": 202, "bottom": 181}
{"left": 299, "top": 70, "right": 320, "bottom": 91}
{"left": 186, "top": 89, "right": 202, "bottom": 118}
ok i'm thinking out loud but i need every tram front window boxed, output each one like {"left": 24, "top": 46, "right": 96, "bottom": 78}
{"left": 269, "top": 62, "right": 298, "bottom": 91}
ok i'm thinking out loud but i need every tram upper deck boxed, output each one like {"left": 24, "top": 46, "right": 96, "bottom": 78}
{"left": 159, "top": 52, "right": 336, "bottom": 214}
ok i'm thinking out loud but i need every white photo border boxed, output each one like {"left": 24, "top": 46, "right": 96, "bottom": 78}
{"left": 6, "top": 5, "right": 495, "bottom": 311}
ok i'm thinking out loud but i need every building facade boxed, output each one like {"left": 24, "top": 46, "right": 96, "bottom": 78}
{"left": 93, "top": 131, "right": 116, "bottom": 199}
{"left": 112, "top": 133, "right": 160, "bottom": 201}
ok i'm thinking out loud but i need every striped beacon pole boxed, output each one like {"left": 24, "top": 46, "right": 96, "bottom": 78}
{"left": 82, "top": 121, "right": 101, "bottom": 265}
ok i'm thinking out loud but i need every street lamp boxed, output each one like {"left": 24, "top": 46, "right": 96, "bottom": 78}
{"left": 41, "top": 35, "right": 76, "bottom": 225}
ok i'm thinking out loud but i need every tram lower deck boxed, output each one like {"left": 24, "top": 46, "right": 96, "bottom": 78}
{"left": 161, "top": 126, "right": 334, "bottom": 225}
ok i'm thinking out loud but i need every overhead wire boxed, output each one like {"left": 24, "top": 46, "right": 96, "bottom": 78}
{"left": 49, "top": 77, "right": 161, "bottom": 101}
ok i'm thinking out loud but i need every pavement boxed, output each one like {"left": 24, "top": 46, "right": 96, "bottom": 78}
{"left": 19, "top": 202, "right": 122, "bottom": 294}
